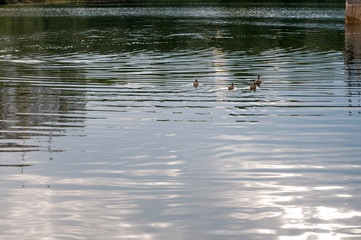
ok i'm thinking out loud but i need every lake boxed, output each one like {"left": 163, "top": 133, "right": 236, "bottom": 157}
{"left": 1, "top": 2, "right": 361, "bottom": 239}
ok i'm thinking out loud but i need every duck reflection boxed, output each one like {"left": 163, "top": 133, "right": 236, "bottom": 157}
{"left": 345, "top": 23, "right": 361, "bottom": 115}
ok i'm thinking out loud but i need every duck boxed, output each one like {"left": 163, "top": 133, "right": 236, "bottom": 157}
{"left": 193, "top": 79, "right": 199, "bottom": 88}
{"left": 228, "top": 83, "right": 235, "bottom": 90}
{"left": 250, "top": 84, "right": 256, "bottom": 92}
{"left": 254, "top": 75, "right": 262, "bottom": 87}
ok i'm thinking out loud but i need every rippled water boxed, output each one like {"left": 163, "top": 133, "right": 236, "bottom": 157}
{"left": 1, "top": 2, "right": 361, "bottom": 240}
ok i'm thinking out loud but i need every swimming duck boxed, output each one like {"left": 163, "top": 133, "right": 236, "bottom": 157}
{"left": 254, "top": 75, "right": 262, "bottom": 87}
{"left": 228, "top": 83, "right": 234, "bottom": 90}
{"left": 250, "top": 84, "right": 256, "bottom": 92}
{"left": 193, "top": 79, "right": 199, "bottom": 88}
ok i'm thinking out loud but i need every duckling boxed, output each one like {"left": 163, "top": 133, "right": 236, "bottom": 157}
{"left": 193, "top": 79, "right": 199, "bottom": 88}
{"left": 228, "top": 83, "right": 234, "bottom": 90}
{"left": 250, "top": 84, "right": 256, "bottom": 92}
{"left": 254, "top": 75, "right": 262, "bottom": 87}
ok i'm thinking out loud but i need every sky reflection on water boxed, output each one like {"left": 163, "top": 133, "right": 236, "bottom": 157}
{"left": 0, "top": 2, "right": 361, "bottom": 240}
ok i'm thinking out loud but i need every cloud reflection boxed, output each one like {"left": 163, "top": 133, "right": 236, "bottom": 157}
{"left": 1, "top": 3, "right": 360, "bottom": 240}
{"left": 202, "top": 129, "right": 361, "bottom": 239}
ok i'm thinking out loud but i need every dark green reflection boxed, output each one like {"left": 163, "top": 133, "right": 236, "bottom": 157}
{"left": 0, "top": 3, "right": 345, "bottom": 55}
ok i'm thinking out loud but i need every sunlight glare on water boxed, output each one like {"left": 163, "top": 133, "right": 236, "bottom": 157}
{"left": 0, "top": 2, "right": 361, "bottom": 240}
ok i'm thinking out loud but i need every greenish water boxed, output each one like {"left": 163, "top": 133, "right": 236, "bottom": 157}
{"left": 1, "top": 2, "right": 361, "bottom": 240}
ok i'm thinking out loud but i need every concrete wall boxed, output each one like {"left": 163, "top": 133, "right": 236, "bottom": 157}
{"left": 346, "top": 0, "right": 361, "bottom": 22}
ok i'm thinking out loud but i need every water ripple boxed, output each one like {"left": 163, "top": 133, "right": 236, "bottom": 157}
{"left": 0, "top": 3, "right": 360, "bottom": 240}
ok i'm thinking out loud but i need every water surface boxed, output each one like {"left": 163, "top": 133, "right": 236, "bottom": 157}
{"left": 1, "top": 2, "right": 361, "bottom": 240}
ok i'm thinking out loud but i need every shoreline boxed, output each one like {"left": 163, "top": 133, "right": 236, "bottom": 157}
{"left": 0, "top": 0, "right": 345, "bottom": 5}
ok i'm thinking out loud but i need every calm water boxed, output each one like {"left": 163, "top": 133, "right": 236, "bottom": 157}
{"left": 1, "top": 2, "right": 361, "bottom": 240}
